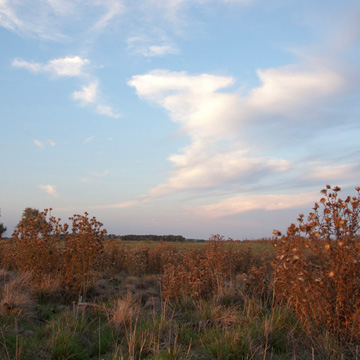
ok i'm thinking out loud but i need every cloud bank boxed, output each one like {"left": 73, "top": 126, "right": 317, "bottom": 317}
{"left": 128, "top": 63, "right": 345, "bottom": 206}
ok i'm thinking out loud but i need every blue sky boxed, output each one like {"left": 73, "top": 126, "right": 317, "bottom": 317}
{"left": 1, "top": 0, "right": 360, "bottom": 239}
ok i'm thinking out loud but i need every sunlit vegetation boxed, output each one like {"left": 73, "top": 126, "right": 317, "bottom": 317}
{"left": 0, "top": 186, "right": 359, "bottom": 359}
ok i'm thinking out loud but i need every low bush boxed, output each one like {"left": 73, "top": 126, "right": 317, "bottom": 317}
{"left": 7, "top": 210, "right": 106, "bottom": 295}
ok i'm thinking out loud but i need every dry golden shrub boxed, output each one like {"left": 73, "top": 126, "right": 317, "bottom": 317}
{"left": 162, "top": 248, "right": 215, "bottom": 299}
{"left": 162, "top": 236, "right": 258, "bottom": 300}
{"left": 273, "top": 186, "right": 360, "bottom": 342}
{"left": 61, "top": 213, "right": 106, "bottom": 292}
{"left": 126, "top": 247, "right": 150, "bottom": 276}
{"left": 243, "top": 263, "right": 274, "bottom": 305}
{"left": 101, "top": 242, "right": 129, "bottom": 276}
{"left": 8, "top": 210, "right": 106, "bottom": 294}
{"left": 100, "top": 241, "right": 181, "bottom": 277}
{"left": 148, "top": 243, "right": 180, "bottom": 274}
{"left": 0, "top": 239, "right": 16, "bottom": 270}
{"left": 11, "top": 209, "right": 64, "bottom": 285}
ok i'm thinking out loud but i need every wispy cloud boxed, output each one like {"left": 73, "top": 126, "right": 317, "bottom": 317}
{"left": 96, "top": 104, "right": 121, "bottom": 118}
{"left": 81, "top": 170, "right": 110, "bottom": 182}
{"left": 82, "top": 136, "right": 94, "bottom": 144}
{"left": 33, "top": 139, "right": 44, "bottom": 148}
{"left": 303, "top": 162, "right": 360, "bottom": 183}
{"left": 188, "top": 191, "right": 319, "bottom": 218}
{"left": 33, "top": 139, "right": 56, "bottom": 148}
{"left": 147, "top": 149, "right": 290, "bottom": 198}
{"left": 11, "top": 59, "right": 42, "bottom": 73}
{"left": 127, "top": 35, "right": 179, "bottom": 57}
{"left": 1, "top": 0, "right": 256, "bottom": 47}
{"left": 0, "top": 0, "right": 125, "bottom": 40}
{"left": 90, "top": 0, "right": 125, "bottom": 32}
{"left": 39, "top": 184, "right": 59, "bottom": 197}
{"left": 91, "top": 200, "right": 140, "bottom": 210}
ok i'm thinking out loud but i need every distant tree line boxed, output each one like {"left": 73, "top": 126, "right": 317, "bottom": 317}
{"left": 119, "top": 234, "right": 186, "bottom": 242}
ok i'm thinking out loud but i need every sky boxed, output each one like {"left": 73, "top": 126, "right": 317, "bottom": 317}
{"left": 1, "top": 0, "right": 360, "bottom": 239}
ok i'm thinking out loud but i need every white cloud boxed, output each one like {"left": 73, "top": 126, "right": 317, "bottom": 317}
{"left": 45, "top": 56, "right": 89, "bottom": 77}
{"left": 129, "top": 70, "right": 237, "bottom": 140}
{"left": 13, "top": 56, "right": 120, "bottom": 117}
{"left": 39, "top": 184, "right": 59, "bottom": 197}
{"left": 12, "top": 56, "right": 89, "bottom": 77}
{"left": 248, "top": 66, "right": 344, "bottom": 114}
{"left": 47, "top": 139, "right": 56, "bottom": 146}
{"left": 73, "top": 82, "right": 98, "bottom": 103}
{"left": 188, "top": 191, "right": 319, "bottom": 218}
{"left": 71, "top": 80, "right": 120, "bottom": 118}
{"left": 33, "top": 139, "right": 44, "bottom": 148}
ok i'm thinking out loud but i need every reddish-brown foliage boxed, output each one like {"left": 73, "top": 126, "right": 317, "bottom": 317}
{"left": 9, "top": 210, "right": 106, "bottom": 294}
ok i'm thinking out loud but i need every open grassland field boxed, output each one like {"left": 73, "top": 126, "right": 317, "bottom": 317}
{"left": 1, "top": 187, "right": 360, "bottom": 359}
{"left": 106, "top": 238, "right": 275, "bottom": 253}
{"left": 0, "top": 238, "right": 358, "bottom": 359}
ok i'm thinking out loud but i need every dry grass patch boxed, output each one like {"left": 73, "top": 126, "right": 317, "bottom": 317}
{"left": 0, "top": 270, "right": 35, "bottom": 319}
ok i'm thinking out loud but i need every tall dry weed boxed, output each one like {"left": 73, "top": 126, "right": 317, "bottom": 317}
{"left": 273, "top": 186, "right": 360, "bottom": 342}
{"left": 11, "top": 209, "right": 63, "bottom": 285}
{"left": 61, "top": 212, "right": 106, "bottom": 292}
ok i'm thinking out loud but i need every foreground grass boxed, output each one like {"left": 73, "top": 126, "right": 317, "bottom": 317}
{"left": 0, "top": 267, "right": 356, "bottom": 360}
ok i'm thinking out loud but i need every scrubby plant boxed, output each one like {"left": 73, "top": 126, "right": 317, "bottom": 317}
{"left": 162, "top": 248, "right": 214, "bottom": 299}
{"left": 162, "top": 236, "right": 269, "bottom": 301}
{"left": 273, "top": 185, "right": 360, "bottom": 342}
{"left": 9, "top": 209, "right": 106, "bottom": 295}
{"left": 11, "top": 209, "right": 64, "bottom": 285}
{"left": 61, "top": 212, "right": 106, "bottom": 293}
{"left": 16, "top": 207, "right": 48, "bottom": 231}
